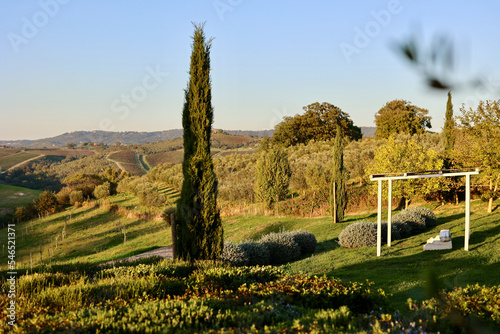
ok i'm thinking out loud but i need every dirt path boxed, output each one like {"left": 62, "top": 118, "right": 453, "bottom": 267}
{"left": 100, "top": 246, "right": 173, "bottom": 267}
{"left": 1, "top": 154, "right": 44, "bottom": 174}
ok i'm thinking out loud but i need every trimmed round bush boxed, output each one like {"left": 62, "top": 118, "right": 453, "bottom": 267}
{"left": 338, "top": 221, "right": 376, "bottom": 248}
{"left": 391, "top": 220, "right": 412, "bottom": 239}
{"left": 289, "top": 229, "right": 317, "bottom": 254}
{"left": 338, "top": 221, "right": 401, "bottom": 248}
{"left": 219, "top": 241, "right": 248, "bottom": 266}
{"left": 393, "top": 210, "right": 427, "bottom": 234}
{"left": 405, "top": 207, "right": 437, "bottom": 227}
{"left": 258, "top": 232, "right": 301, "bottom": 265}
{"left": 238, "top": 239, "right": 270, "bottom": 266}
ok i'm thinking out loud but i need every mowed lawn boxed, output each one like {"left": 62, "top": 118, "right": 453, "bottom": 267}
{"left": 222, "top": 200, "right": 500, "bottom": 313}
{"left": 1, "top": 194, "right": 498, "bottom": 316}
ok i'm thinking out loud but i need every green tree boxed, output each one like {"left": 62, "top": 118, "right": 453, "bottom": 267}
{"left": 272, "top": 102, "right": 362, "bottom": 146}
{"left": 175, "top": 23, "right": 223, "bottom": 261}
{"left": 453, "top": 100, "right": 500, "bottom": 213}
{"left": 255, "top": 147, "right": 292, "bottom": 209}
{"left": 69, "top": 190, "right": 84, "bottom": 205}
{"left": 443, "top": 91, "right": 455, "bottom": 155}
{"left": 35, "top": 191, "right": 60, "bottom": 216}
{"left": 330, "top": 125, "right": 347, "bottom": 223}
{"left": 366, "top": 134, "right": 444, "bottom": 209}
{"left": 374, "top": 99, "right": 432, "bottom": 139}
{"left": 93, "top": 181, "right": 111, "bottom": 200}
{"left": 442, "top": 91, "right": 461, "bottom": 204}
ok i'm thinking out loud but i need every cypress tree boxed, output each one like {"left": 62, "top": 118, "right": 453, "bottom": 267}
{"left": 330, "top": 125, "right": 347, "bottom": 223}
{"left": 175, "top": 23, "right": 223, "bottom": 261}
{"left": 443, "top": 91, "right": 455, "bottom": 155}
{"left": 254, "top": 146, "right": 291, "bottom": 209}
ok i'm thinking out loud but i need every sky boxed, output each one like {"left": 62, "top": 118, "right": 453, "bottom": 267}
{"left": 1, "top": 0, "right": 499, "bottom": 140}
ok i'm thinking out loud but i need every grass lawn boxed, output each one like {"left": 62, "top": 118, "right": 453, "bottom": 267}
{"left": 1, "top": 195, "right": 498, "bottom": 319}
{"left": 222, "top": 200, "right": 500, "bottom": 314}
{"left": 0, "top": 184, "right": 42, "bottom": 216}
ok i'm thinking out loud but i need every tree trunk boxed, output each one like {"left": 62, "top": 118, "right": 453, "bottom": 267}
{"left": 488, "top": 197, "right": 493, "bottom": 213}
{"left": 405, "top": 197, "right": 411, "bottom": 209}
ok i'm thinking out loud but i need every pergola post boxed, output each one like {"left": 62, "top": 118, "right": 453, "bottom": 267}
{"left": 465, "top": 173, "right": 471, "bottom": 251}
{"left": 377, "top": 179, "right": 382, "bottom": 257}
{"left": 387, "top": 179, "right": 392, "bottom": 247}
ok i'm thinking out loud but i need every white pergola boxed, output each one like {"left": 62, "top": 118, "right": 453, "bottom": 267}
{"left": 370, "top": 168, "right": 480, "bottom": 257}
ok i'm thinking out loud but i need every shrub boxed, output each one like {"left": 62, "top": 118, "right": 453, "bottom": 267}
{"left": 219, "top": 241, "right": 248, "bottom": 266}
{"left": 391, "top": 220, "right": 412, "bottom": 239}
{"left": 289, "top": 229, "right": 317, "bottom": 254}
{"left": 238, "top": 239, "right": 270, "bottom": 266}
{"left": 258, "top": 232, "right": 301, "bottom": 265}
{"left": 69, "top": 190, "right": 84, "bottom": 206}
{"left": 338, "top": 221, "right": 377, "bottom": 248}
{"left": 338, "top": 221, "right": 400, "bottom": 248}
{"left": 393, "top": 210, "right": 427, "bottom": 234}
{"left": 405, "top": 207, "right": 437, "bottom": 227}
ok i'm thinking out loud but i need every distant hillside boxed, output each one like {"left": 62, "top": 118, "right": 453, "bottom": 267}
{"left": 0, "top": 129, "right": 273, "bottom": 148}
{"left": 0, "top": 127, "right": 375, "bottom": 148}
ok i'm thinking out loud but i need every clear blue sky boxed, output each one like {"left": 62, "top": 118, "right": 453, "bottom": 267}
{"left": 1, "top": 0, "right": 499, "bottom": 140}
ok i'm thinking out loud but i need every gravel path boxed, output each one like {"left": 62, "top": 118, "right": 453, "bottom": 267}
{"left": 101, "top": 246, "right": 173, "bottom": 267}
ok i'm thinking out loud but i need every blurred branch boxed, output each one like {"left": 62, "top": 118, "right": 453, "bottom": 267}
{"left": 393, "top": 31, "right": 485, "bottom": 91}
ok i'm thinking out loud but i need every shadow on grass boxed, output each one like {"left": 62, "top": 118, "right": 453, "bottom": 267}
{"left": 326, "top": 246, "right": 494, "bottom": 314}
{"left": 315, "top": 238, "right": 340, "bottom": 254}
{"left": 249, "top": 220, "right": 298, "bottom": 240}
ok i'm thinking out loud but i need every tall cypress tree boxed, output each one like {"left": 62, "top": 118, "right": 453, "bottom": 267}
{"left": 175, "top": 23, "right": 223, "bottom": 261}
{"left": 330, "top": 125, "right": 347, "bottom": 223}
{"left": 443, "top": 91, "right": 455, "bottom": 156}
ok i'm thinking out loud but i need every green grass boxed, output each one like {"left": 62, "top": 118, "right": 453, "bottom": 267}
{"left": 222, "top": 200, "right": 500, "bottom": 314}
{"left": 1, "top": 195, "right": 499, "bottom": 319}
{"left": 0, "top": 152, "right": 40, "bottom": 170}
{"left": 0, "top": 200, "right": 172, "bottom": 268}
{"left": 0, "top": 184, "right": 42, "bottom": 216}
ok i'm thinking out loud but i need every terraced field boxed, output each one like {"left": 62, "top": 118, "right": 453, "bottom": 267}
{"left": 0, "top": 152, "right": 41, "bottom": 171}
{"left": 107, "top": 150, "right": 144, "bottom": 175}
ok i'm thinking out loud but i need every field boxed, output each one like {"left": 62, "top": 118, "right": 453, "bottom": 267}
{"left": 107, "top": 150, "right": 144, "bottom": 175}
{"left": 0, "top": 152, "right": 41, "bottom": 171}
{"left": 145, "top": 150, "right": 185, "bottom": 167}
{"left": 0, "top": 148, "right": 20, "bottom": 158}
{"left": 0, "top": 185, "right": 42, "bottom": 217}
{"left": 28, "top": 149, "right": 94, "bottom": 157}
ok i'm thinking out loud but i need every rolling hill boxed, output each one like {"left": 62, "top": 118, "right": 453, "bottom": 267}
{"left": 0, "top": 127, "right": 377, "bottom": 148}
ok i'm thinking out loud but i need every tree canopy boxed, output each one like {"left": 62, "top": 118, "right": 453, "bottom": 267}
{"left": 272, "top": 102, "right": 362, "bottom": 146}
{"left": 374, "top": 99, "right": 432, "bottom": 139}
{"left": 453, "top": 100, "right": 500, "bottom": 213}
{"left": 366, "top": 134, "right": 444, "bottom": 208}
